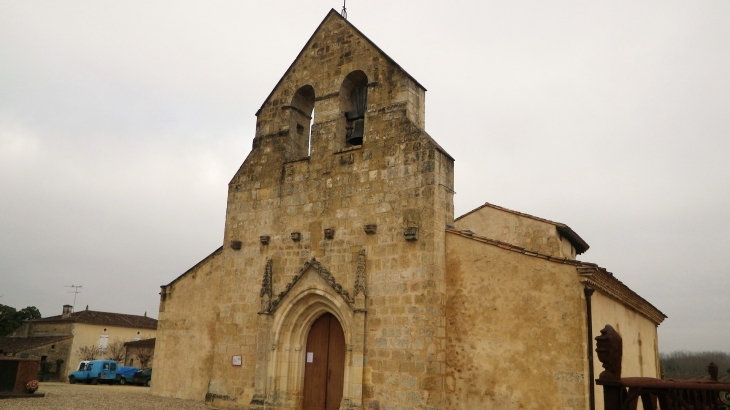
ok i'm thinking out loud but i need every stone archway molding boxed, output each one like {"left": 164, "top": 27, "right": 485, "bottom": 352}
{"left": 260, "top": 257, "right": 359, "bottom": 315}
{"left": 252, "top": 255, "right": 367, "bottom": 410}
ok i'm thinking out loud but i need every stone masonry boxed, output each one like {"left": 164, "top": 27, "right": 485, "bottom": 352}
{"left": 153, "top": 9, "right": 665, "bottom": 410}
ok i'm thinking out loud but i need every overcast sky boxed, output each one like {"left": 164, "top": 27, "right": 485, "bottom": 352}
{"left": 1, "top": 1, "right": 728, "bottom": 353}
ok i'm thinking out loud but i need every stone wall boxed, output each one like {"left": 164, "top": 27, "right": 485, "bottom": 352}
{"left": 153, "top": 247, "right": 222, "bottom": 400}
{"left": 176, "top": 11, "right": 456, "bottom": 409}
{"left": 445, "top": 233, "right": 588, "bottom": 410}
{"left": 590, "top": 291, "right": 660, "bottom": 409}
{"left": 10, "top": 321, "right": 73, "bottom": 338}
{"left": 454, "top": 205, "right": 577, "bottom": 259}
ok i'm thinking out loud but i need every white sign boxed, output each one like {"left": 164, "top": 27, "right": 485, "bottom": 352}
{"left": 306, "top": 352, "right": 313, "bottom": 363}
{"left": 232, "top": 355, "right": 242, "bottom": 366}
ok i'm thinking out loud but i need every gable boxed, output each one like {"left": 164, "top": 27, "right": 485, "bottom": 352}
{"left": 256, "top": 9, "right": 424, "bottom": 117}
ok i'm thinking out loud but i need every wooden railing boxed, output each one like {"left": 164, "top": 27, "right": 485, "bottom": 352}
{"left": 595, "top": 325, "right": 730, "bottom": 410}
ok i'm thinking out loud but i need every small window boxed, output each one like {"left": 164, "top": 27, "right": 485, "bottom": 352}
{"left": 98, "top": 334, "right": 109, "bottom": 352}
{"left": 51, "top": 345, "right": 55, "bottom": 350}
{"left": 110, "top": 363, "right": 117, "bottom": 371}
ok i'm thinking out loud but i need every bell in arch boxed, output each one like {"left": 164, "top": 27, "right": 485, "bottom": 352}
{"left": 345, "top": 112, "right": 364, "bottom": 146}
{"left": 345, "top": 85, "right": 367, "bottom": 146}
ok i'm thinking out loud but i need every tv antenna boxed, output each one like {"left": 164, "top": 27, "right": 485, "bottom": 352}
{"left": 65, "top": 285, "right": 82, "bottom": 310}
{"left": 341, "top": 0, "right": 347, "bottom": 19}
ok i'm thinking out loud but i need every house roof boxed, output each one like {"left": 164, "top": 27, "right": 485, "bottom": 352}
{"left": 34, "top": 310, "right": 157, "bottom": 330}
{"left": 0, "top": 336, "right": 73, "bottom": 353}
{"left": 455, "top": 202, "right": 590, "bottom": 255}
{"left": 123, "top": 338, "right": 155, "bottom": 349}
{"left": 446, "top": 227, "right": 666, "bottom": 325}
{"left": 256, "top": 9, "right": 425, "bottom": 116}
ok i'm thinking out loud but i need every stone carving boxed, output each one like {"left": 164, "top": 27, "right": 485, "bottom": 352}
{"left": 231, "top": 240, "right": 242, "bottom": 250}
{"left": 291, "top": 232, "right": 301, "bottom": 241}
{"left": 364, "top": 224, "right": 377, "bottom": 234}
{"left": 404, "top": 227, "right": 418, "bottom": 241}
{"left": 595, "top": 324, "right": 622, "bottom": 381}
{"left": 260, "top": 259, "right": 273, "bottom": 313}
{"left": 267, "top": 258, "right": 355, "bottom": 313}
{"left": 354, "top": 249, "right": 367, "bottom": 297}
{"left": 260, "top": 235, "right": 270, "bottom": 245}
{"left": 324, "top": 228, "right": 335, "bottom": 239}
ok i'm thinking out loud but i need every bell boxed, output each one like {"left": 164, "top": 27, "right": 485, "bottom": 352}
{"left": 346, "top": 118, "right": 364, "bottom": 146}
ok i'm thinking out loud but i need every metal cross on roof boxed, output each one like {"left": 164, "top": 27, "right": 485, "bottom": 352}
{"left": 341, "top": 0, "right": 347, "bottom": 19}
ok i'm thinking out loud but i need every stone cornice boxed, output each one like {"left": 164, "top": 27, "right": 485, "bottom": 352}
{"left": 579, "top": 267, "right": 666, "bottom": 325}
{"left": 446, "top": 228, "right": 666, "bottom": 325}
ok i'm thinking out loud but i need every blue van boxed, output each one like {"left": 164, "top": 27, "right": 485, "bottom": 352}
{"left": 68, "top": 359, "right": 119, "bottom": 384}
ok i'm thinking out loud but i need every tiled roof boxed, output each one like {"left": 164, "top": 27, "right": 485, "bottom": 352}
{"left": 446, "top": 227, "right": 666, "bottom": 324}
{"left": 454, "top": 202, "right": 590, "bottom": 254}
{"left": 123, "top": 338, "right": 156, "bottom": 348}
{"left": 0, "top": 336, "right": 73, "bottom": 353}
{"left": 35, "top": 310, "right": 157, "bottom": 330}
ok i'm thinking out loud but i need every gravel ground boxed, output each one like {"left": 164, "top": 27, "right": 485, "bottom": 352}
{"left": 0, "top": 382, "right": 215, "bottom": 410}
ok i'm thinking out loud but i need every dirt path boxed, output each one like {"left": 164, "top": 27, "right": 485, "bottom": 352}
{"left": 0, "top": 382, "right": 214, "bottom": 409}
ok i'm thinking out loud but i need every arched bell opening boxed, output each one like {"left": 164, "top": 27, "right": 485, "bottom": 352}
{"left": 289, "top": 85, "right": 315, "bottom": 159}
{"left": 339, "top": 71, "right": 368, "bottom": 147}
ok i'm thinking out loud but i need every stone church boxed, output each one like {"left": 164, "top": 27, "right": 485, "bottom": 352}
{"left": 153, "top": 10, "right": 665, "bottom": 410}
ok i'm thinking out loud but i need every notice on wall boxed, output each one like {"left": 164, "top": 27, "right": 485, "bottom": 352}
{"left": 306, "top": 352, "right": 313, "bottom": 363}
{"left": 232, "top": 355, "right": 242, "bottom": 366}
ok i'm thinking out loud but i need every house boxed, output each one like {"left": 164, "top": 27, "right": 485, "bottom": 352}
{"left": 152, "top": 9, "right": 665, "bottom": 410}
{"left": 1, "top": 305, "right": 157, "bottom": 381}
{"left": 123, "top": 338, "right": 156, "bottom": 368}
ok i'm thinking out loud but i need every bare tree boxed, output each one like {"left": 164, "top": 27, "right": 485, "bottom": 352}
{"left": 660, "top": 351, "right": 730, "bottom": 379}
{"left": 76, "top": 345, "right": 98, "bottom": 361}
{"left": 130, "top": 346, "right": 154, "bottom": 369}
{"left": 104, "top": 338, "right": 127, "bottom": 363}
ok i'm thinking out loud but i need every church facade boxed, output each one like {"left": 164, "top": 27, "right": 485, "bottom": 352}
{"left": 152, "top": 10, "right": 665, "bottom": 410}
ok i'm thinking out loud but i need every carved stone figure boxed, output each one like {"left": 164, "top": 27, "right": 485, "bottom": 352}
{"left": 260, "top": 259, "right": 273, "bottom": 313}
{"left": 404, "top": 227, "right": 418, "bottom": 241}
{"left": 595, "top": 324, "right": 622, "bottom": 381}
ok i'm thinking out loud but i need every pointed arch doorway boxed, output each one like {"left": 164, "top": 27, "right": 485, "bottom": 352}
{"left": 303, "top": 312, "right": 345, "bottom": 410}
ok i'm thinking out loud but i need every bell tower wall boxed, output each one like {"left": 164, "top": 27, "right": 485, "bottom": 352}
{"left": 199, "top": 11, "right": 454, "bottom": 410}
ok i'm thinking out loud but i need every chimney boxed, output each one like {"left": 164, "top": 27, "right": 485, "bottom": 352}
{"left": 62, "top": 305, "right": 73, "bottom": 319}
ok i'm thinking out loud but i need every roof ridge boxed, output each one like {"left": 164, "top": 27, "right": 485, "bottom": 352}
{"left": 446, "top": 227, "right": 665, "bottom": 324}
{"left": 454, "top": 201, "right": 589, "bottom": 254}
{"left": 446, "top": 227, "right": 583, "bottom": 265}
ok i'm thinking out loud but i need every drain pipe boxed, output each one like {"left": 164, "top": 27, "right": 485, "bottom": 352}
{"left": 584, "top": 286, "right": 596, "bottom": 410}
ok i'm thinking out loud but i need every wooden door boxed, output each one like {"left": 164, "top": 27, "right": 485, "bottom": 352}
{"left": 303, "top": 313, "right": 345, "bottom": 410}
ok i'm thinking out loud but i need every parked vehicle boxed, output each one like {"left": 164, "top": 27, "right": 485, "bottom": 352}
{"left": 131, "top": 368, "right": 152, "bottom": 386}
{"left": 75, "top": 360, "right": 90, "bottom": 371}
{"left": 67, "top": 360, "right": 119, "bottom": 385}
{"left": 116, "top": 366, "right": 139, "bottom": 385}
